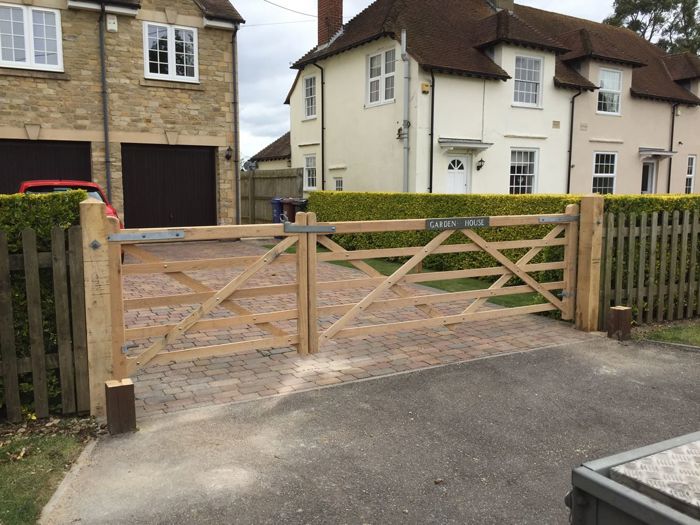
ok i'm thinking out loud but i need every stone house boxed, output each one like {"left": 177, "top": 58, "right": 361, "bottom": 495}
{"left": 0, "top": 0, "right": 244, "bottom": 227}
{"left": 286, "top": 0, "right": 700, "bottom": 196}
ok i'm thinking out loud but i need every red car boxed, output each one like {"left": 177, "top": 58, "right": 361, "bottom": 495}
{"left": 18, "top": 180, "right": 122, "bottom": 226}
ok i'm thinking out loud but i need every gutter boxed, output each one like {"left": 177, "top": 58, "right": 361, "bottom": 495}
{"left": 98, "top": 2, "right": 112, "bottom": 202}
{"left": 312, "top": 62, "right": 326, "bottom": 190}
{"left": 428, "top": 70, "right": 436, "bottom": 193}
{"left": 566, "top": 88, "right": 582, "bottom": 194}
{"left": 401, "top": 29, "right": 410, "bottom": 193}
{"left": 667, "top": 102, "right": 680, "bottom": 193}
{"left": 232, "top": 25, "right": 241, "bottom": 224}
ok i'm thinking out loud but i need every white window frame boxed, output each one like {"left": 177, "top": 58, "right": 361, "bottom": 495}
{"left": 687, "top": 155, "right": 697, "bottom": 194}
{"left": 512, "top": 55, "right": 543, "bottom": 108}
{"left": 509, "top": 148, "right": 539, "bottom": 194}
{"left": 303, "top": 154, "right": 317, "bottom": 191}
{"left": 597, "top": 68, "right": 622, "bottom": 115}
{"left": 366, "top": 48, "right": 396, "bottom": 107}
{"left": 592, "top": 152, "right": 618, "bottom": 194}
{"left": 303, "top": 76, "right": 317, "bottom": 119}
{"left": 142, "top": 21, "right": 199, "bottom": 83}
{"left": 334, "top": 177, "right": 343, "bottom": 191}
{"left": 0, "top": 3, "right": 63, "bottom": 72}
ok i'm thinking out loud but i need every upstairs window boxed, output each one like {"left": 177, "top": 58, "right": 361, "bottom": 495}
{"left": 304, "top": 76, "right": 316, "bottom": 118}
{"left": 143, "top": 22, "right": 198, "bottom": 83}
{"left": 0, "top": 4, "right": 62, "bottom": 71}
{"left": 367, "top": 49, "right": 395, "bottom": 105}
{"left": 592, "top": 152, "right": 617, "bottom": 194}
{"left": 687, "top": 155, "right": 697, "bottom": 194}
{"left": 598, "top": 69, "right": 621, "bottom": 114}
{"left": 513, "top": 56, "right": 542, "bottom": 106}
{"left": 509, "top": 149, "right": 537, "bottom": 194}
{"left": 304, "top": 155, "right": 317, "bottom": 190}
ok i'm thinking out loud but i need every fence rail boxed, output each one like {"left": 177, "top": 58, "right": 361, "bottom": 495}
{"left": 241, "top": 168, "right": 303, "bottom": 224}
{"left": 0, "top": 226, "right": 88, "bottom": 422}
{"left": 599, "top": 210, "right": 700, "bottom": 329}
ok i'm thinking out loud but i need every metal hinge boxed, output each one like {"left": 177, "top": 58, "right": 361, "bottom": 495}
{"left": 561, "top": 290, "right": 576, "bottom": 298}
{"left": 539, "top": 215, "right": 580, "bottom": 224}
{"left": 108, "top": 230, "right": 185, "bottom": 242}
{"left": 283, "top": 223, "right": 336, "bottom": 234}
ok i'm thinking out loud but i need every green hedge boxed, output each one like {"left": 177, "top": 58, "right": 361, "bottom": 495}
{"left": 0, "top": 191, "right": 85, "bottom": 419}
{"left": 308, "top": 192, "right": 700, "bottom": 272}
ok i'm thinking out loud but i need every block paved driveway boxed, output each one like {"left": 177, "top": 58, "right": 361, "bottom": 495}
{"left": 124, "top": 239, "right": 591, "bottom": 418}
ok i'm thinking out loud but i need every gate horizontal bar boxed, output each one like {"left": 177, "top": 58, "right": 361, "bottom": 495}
{"left": 284, "top": 223, "right": 336, "bottom": 234}
{"left": 108, "top": 231, "right": 185, "bottom": 242}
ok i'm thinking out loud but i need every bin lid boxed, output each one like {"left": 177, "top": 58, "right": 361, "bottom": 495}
{"left": 610, "top": 439, "right": 700, "bottom": 518}
{"left": 270, "top": 197, "right": 283, "bottom": 203}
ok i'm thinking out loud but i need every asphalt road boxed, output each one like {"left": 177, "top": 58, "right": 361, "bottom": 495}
{"left": 43, "top": 338, "right": 700, "bottom": 525}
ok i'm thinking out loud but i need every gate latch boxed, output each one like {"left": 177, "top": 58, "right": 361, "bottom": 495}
{"left": 283, "top": 223, "right": 336, "bottom": 234}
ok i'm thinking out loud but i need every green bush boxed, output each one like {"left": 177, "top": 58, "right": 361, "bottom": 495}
{"left": 0, "top": 191, "right": 85, "bottom": 419}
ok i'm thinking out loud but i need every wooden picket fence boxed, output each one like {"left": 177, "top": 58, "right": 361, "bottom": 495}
{"left": 0, "top": 226, "right": 89, "bottom": 422}
{"left": 599, "top": 210, "right": 700, "bottom": 329}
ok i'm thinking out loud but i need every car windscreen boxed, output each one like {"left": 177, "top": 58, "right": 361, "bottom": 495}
{"left": 24, "top": 187, "right": 104, "bottom": 202}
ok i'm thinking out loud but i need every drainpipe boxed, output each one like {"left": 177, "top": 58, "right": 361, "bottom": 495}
{"left": 98, "top": 2, "right": 112, "bottom": 202}
{"left": 312, "top": 62, "right": 326, "bottom": 190}
{"left": 667, "top": 102, "right": 680, "bottom": 194}
{"left": 428, "top": 70, "right": 436, "bottom": 193}
{"left": 232, "top": 26, "right": 241, "bottom": 224}
{"left": 401, "top": 29, "right": 410, "bottom": 192}
{"left": 566, "top": 88, "right": 582, "bottom": 194}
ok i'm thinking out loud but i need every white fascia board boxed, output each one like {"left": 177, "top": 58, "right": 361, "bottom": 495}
{"left": 203, "top": 18, "right": 236, "bottom": 30}
{"left": 67, "top": 0, "right": 138, "bottom": 16}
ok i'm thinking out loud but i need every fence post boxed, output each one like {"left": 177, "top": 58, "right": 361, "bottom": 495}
{"left": 296, "top": 212, "right": 309, "bottom": 355}
{"left": 80, "top": 198, "right": 114, "bottom": 418}
{"left": 575, "top": 195, "right": 604, "bottom": 331}
{"left": 248, "top": 171, "right": 256, "bottom": 224}
{"left": 306, "top": 212, "right": 319, "bottom": 354}
{"left": 561, "top": 203, "right": 579, "bottom": 321}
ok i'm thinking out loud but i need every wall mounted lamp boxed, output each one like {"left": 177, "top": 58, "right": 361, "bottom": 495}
{"left": 476, "top": 159, "right": 485, "bottom": 171}
{"left": 225, "top": 146, "right": 233, "bottom": 160}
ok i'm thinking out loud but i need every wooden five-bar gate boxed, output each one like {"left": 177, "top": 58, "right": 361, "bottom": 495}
{"left": 81, "top": 197, "right": 603, "bottom": 418}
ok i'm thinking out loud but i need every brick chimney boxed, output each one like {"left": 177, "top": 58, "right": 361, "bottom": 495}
{"left": 318, "top": 0, "right": 342, "bottom": 46}
{"left": 494, "top": 0, "right": 514, "bottom": 11}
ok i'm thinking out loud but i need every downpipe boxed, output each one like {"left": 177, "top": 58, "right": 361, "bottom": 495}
{"left": 401, "top": 29, "right": 410, "bottom": 193}
{"left": 566, "top": 89, "right": 582, "bottom": 194}
{"left": 98, "top": 2, "right": 112, "bottom": 202}
{"left": 667, "top": 103, "right": 680, "bottom": 193}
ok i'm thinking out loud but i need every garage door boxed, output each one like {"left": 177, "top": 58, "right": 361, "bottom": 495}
{"left": 121, "top": 144, "right": 217, "bottom": 228}
{"left": 0, "top": 140, "right": 92, "bottom": 194}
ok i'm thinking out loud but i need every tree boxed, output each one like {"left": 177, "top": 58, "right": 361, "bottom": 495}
{"left": 604, "top": 0, "right": 700, "bottom": 54}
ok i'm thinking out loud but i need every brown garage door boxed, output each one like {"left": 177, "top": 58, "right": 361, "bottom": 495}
{"left": 121, "top": 144, "right": 217, "bottom": 228}
{"left": 0, "top": 140, "right": 92, "bottom": 194}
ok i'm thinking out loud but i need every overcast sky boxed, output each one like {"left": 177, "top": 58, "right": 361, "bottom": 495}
{"left": 235, "top": 0, "right": 615, "bottom": 160}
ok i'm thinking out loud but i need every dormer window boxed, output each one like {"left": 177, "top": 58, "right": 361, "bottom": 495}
{"left": 598, "top": 68, "right": 621, "bottom": 114}
{"left": 513, "top": 55, "right": 542, "bottom": 107}
{"left": 143, "top": 22, "right": 198, "bottom": 83}
{"left": 0, "top": 4, "right": 63, "bottom": 71}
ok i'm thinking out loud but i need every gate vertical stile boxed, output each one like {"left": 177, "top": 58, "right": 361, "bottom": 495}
{"left": 296, "top": 212, "right": 310, "bottom": 355}
{"left": 307, "top": 212, "right": 319, "bottom": 354}
{"left": 562, "top": 203, "right": 580, "bottom": 321}
{"left": 107, "top": 217, "right": 127, "bottom": 379}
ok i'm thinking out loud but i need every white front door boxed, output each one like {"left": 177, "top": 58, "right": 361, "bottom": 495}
{"left": 446, "top": 157, "right": 470, "bottom": 194}
{"left": 641, "top": 161, "right": 656, "bottom": 194}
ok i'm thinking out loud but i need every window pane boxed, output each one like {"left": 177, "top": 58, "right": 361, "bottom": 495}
{"left": 32, "top": 10, "right": 57, "bottom": 66}
{"left": 305, "top": 156, "right": 317, "bottom": 188}
{"left": 0, "top": 6, "right": 25, "bottom": 63}
{"left": 369, "top": 55, "right": 381, "bottom": 78}
{"left": 509, "top": 150, "right": 536, "bottom": 194}
{"left": 384, "top": 75, "right": 394, "bottom": 100}
{"left": 599, "top": 69, "right": 621, "bottom": 91}
{"left": 174, "top": 28, "right": 195, "bottom": 77}
{"left": 385, "top": 49, "right": 395, "bottom": 74}
{"left": 514, "top": 56, "right": 541, "bottom": 105}
{"left": 592, "top": 177, "right": 614, "bottom": 194}
{"left": 369, "top": 79, "right": 380, "bottom": 103}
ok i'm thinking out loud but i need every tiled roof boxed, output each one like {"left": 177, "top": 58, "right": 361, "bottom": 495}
{"left": 663, "top": 52, "right": 700, "bottom": 81}
{"left": 292, "top": 0, "right": 698, "bottom": 104}
{"left": 250, "top": 132, "right": 291, "bottom": 162}
{"left": 98, "top": 0, "right": 244, "bottom": 23}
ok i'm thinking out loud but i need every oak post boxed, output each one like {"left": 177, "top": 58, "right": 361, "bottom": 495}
{"left": 575, "top": 195, "right": 604, "bottom": 331}
{"left": 562, "top": 203, "right": 579, "bottom": 321}
{"left": 306, "top": 212, "right": 319, "bottom": 354}
{"left": 80, "top": 198, "right": 114, "bottom": 418}
{"left": 296, "top": 212, "right": 309, "bottom": 355}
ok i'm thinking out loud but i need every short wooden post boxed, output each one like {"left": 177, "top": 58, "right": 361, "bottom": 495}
{"left": 105, "top": 379, "right": 136, "bottom": 435}
{"left": 607, "top": 306, "right": 632, "bottom": 341}
{"left": 575, "top": 195, "right": 604, "bottom": 331}
{"left": 107, "top": 218, "right": 127, "bottom": 379}
{"left": 561, "top": 203, "right": 579, "bottom": 321}
{"left": 296, "top": 212, "right": 309, "bottom": 355}
{"left": 306, "top": 212, "right": 319, "bottom": 354}
{"left": 81, "top": 198, "right": 114, "bottom": 418}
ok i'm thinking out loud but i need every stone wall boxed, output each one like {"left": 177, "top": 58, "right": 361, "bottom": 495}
{"left": 0, "top": 0, "right": 237, "bottom": 224}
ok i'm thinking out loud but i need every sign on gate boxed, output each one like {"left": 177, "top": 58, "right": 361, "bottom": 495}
{"left": 425, "top": 217, "right": 490, "bottom": 230}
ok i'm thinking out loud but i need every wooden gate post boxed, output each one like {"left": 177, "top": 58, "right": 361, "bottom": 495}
{"left": 575, "top": 195, "right": 604, "bottom": 331}
{"left": 80, "top": 198, "right": 115, "bottom": 418}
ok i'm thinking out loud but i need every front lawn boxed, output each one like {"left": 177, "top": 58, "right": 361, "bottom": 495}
{"left": 0, "top": 418, "right": 96, "bottom": 525}
{"left": 644, "top": 321, "right": 700, "bottom": 347}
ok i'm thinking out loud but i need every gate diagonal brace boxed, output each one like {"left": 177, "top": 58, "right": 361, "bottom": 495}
{"left": 125, "top": 236, "right": 298, "bottom": 374}
{"left": 122, "top": 245, "right": 288, "bottom": 338}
